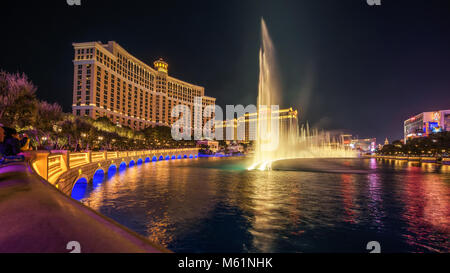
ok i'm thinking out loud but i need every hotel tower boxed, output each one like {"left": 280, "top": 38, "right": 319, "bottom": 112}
{"left": 72, "top": 41, "right": 216, "bottom": 131}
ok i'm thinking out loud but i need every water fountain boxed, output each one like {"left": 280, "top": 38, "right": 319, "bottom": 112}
{"left": 249, "top": 19, "right": 356, "bottom": 170}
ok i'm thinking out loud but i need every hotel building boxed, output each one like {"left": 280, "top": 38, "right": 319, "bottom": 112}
{"left": 72, "top": 41, "right": 216, "bottom": 131}
{"left": 216, "top": 108, "right": 299, "bottom": 142}
{"left": 404, "top": 109, "right": 450, "bottom": 142}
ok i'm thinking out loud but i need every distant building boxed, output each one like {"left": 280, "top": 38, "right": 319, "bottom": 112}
{"left": 227, "top": 142, "right": 245, "bottom": 154}
{"left": 72, "top": 41, "right": 216, "bottom": 131}
{"left": 216, "top": 108, "right": 298, "bottom": 142}
{"left": 341, "top": 134, "right": 353, "bottom": 148}
{"left": 404, "top": 110, "right": 450, "bottom": 143}
{"left": 197, "top": 140, "right": 219, "bottom": 153}
{"left": 350, "top": 138, "right": 376, "bottom": 153}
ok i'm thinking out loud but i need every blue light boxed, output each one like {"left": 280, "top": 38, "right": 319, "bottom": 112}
{"left": 93, "top": 169, "right": 105, "bottom": 188}
{"left": 152, "top": 156, "right": 157, "bottom": 162}
{"left": 71, "top": 178, "right": 88, "bottom": 201}
{"left": 108, "top": 165, "right": 117, "bottom": 179}
{"left": 137, "top": 158, "right": 143, "bottom": 165}
{"left": 119, "top": 162, "right": 127, "bottom": 172}
{"left": 429, "top": 122, "right": 439, "bottom": 133}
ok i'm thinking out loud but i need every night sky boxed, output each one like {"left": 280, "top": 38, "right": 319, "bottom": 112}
{"left": 1, "top": 0, "right": 450, "bottom": 143}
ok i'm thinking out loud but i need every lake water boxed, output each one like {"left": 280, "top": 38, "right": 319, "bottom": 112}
{"left": 77, "top": 157, "right": 450, "bottom": 253}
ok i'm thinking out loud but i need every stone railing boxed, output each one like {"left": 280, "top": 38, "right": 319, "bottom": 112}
{"left": 30, "top": 148, "right": 200, "bottom": 195}
{"left": 373, "top": 155, "right": 449, "bottom": 163}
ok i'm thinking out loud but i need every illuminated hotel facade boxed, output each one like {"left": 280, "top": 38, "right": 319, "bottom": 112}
{"left": 216, "top": 108, "right": 299, "bottom": 142}
{"left": 72, "top": 41, "right": 216, "bottom": 131}
{"left": 404, "top": 109, "right": 450, "bottom": 142}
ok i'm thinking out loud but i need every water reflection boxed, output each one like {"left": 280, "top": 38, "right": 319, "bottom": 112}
{"left": 368, "top": 173, "right": 386, "bottom": 230}
{"left": 340, "top": 173, "right": 357, "bottom": 224}
{"left": 402, "top": 171, "right": 450, "bottom": 252}
{"left": 79, "top": 158, "right": 450, "bottom": 253}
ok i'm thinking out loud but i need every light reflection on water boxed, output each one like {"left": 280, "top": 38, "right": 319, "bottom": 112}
{"left": 80, "top": 158, "right": 450, "bottom": 253}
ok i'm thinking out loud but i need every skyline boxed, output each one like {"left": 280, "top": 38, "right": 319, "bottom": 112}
{"left": 1, "top": 0, "right": 450, "bottom": 142}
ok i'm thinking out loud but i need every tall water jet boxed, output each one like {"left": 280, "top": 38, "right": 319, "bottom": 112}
{"left": 254, "top": 18, "right": 282, "bottom": 166}
{"left": 249, "top": 19, "right": 356, "bottom": 171}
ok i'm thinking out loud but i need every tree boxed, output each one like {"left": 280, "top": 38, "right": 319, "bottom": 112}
{"left": 0, "top": 71, "right": 38, "bottom": 128}
{"left": 28, "top": 101, "right": 63, "bottom": 148}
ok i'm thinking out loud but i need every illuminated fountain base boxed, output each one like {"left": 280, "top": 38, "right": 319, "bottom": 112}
{"left": 248, "top": 160, "right": 273, "bottom": 171}
{"left": 249, "top": 127, "right": 357, "bottom": 171}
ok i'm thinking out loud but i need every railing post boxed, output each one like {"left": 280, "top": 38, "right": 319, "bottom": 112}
{"left": 104, "top": 151, "right": 108, "bottom": 161}
{"left": 88, "top": 151, "right": 92, "bottom": 164}
{"left": 62, "top": 151, "right": 69, "bottom": 171}
{"left": 66, "top": 152, "right": 71, "bottom": 170}
{"left": 44, "top": 152, "right": 50, "bottom": 181}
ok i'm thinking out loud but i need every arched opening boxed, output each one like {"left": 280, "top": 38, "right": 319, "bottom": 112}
{"left": 93, "top": 169, "right": 105, "bottom": 188}
{"left": 183, "top": 155, "right": 188, "bottom": 159}
{"left": 159, "top": 155, "right": 164, "bottom": 161}
{"left": 145, "top": 157, "right": 150, "bottom": 163}
{"left": 152, "top": 156, "right": 158, "bottom": 162}
{"left": 108, "top": 165, "right": 117, "bottom": 179}
{"left": 119, "top": 162, "right": 127, "bottom": 172}
{"left": 189, "top": 154, "right": 194, "bottom": 159}
{"left": 129, "top": 160, "right": 135, "bottom": 167}
{"left": 172, "top": 155, "right": 176, "bottom": 160}
{"left": 71, "top": 178, "right": 88, "bottom": 201}
{"left": 194, "top": 155, "right": 198, "bottom": 158}
{"left": 137, "top": 158, "right": 143, "bottom": 165}
{"left": 177, "top": 155, "right": 182, "bottom": 159}
{"left": 165, "top": 155, "right": 170, "bottom": 160}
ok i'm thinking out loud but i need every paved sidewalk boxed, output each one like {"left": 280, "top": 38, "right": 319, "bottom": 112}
{"left": 0, "top": 163, "right": 168, "bottom": 253}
